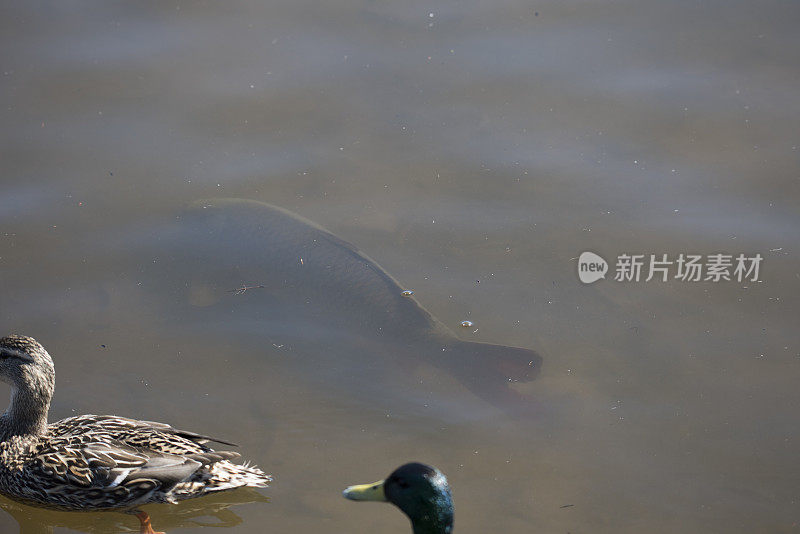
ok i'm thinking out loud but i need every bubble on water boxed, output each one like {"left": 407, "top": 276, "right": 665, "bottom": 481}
{"left": 401, "top": 290, "right": 414, "bottom": 297}
{"left": 460, "top": 320, "right": 474, "bottom": 327}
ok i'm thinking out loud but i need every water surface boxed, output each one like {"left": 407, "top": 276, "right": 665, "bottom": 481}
{"left": 1, "top": 1, "right": 798, "bottom": 533}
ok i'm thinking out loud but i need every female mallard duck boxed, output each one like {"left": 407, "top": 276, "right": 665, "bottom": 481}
{"left": 343, "top": 463, "right": 454, "bottom": 534}
{"left": 0, "top": 334, "right": 270, "bottom": 534}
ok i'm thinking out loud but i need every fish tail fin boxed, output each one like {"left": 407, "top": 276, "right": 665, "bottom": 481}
{"left": 437, "top": 340, "right": 542, "bottom": 410}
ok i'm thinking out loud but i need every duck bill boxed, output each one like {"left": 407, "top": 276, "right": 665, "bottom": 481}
{"left": 342, "top": 479, "right": 387, "bottom": 502}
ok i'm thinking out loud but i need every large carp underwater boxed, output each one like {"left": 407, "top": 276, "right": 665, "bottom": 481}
{"left": 143, "top": 199, "right": 542, "bottom": 416}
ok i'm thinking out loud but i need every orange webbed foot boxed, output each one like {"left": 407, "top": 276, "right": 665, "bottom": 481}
{"left": 135, "top": 510, "right": 165, "bottom": 534}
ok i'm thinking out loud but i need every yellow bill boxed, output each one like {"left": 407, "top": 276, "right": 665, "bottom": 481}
{"left": 342, "top": 479, "right": 387, "bottom": 502}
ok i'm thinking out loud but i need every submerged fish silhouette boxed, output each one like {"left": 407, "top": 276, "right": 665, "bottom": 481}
{"left": 171, "top": 199, "right": 542, "bottom": 412}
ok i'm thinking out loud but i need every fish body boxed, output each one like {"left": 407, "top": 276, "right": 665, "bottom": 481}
{"left": 166, "top": 199, "right": 542, "bottom": 412}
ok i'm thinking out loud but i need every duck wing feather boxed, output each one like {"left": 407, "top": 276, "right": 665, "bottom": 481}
{"left": 26, "top": 437, "right": 242, "bottom": 509}
{"left": 48, "top": 415, "right": 238, "bottom": 451}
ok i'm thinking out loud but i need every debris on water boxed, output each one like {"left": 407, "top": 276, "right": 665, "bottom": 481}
{"left": 401, "top": 290, "right": 414, "bottom": 297}
{"left": 460, "top": 320, "right": 474, "bottom": 327}
{"left": 229, "top": 284, "right": 266, "bottom": 295}
{"left": 560, "top": 504, "right": 574, "bottom": 508}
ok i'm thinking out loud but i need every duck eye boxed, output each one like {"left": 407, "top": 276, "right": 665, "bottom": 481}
{"left": 396, "top": 478, "right": 410, "bottom": 489}
{"left": 0, "top": 349, "right": 31, "bottom": 362}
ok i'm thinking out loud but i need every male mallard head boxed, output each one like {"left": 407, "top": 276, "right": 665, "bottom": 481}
{"left": 0, "top": 335, "right": 56, "bottom": 439}
{"left": 343, "top": 463, "right": 454, "bottom": 534}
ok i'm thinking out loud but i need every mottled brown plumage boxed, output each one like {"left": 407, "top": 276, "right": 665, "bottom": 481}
{"left": 0, "top": 335, "right": 270, "bottom": 515}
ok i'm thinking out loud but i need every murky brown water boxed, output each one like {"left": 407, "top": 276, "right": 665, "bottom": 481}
{"left": 1, "top": 1, "right": 799, "bottom": 533}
